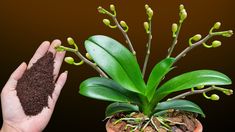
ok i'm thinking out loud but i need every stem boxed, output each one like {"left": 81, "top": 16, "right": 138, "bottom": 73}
{"left": 170, "top": 86, "right": 225, "bottom": 100}
{"left": 167, "top": 22, "right": 182, "bottom": 58}
{"left": 142, "top": 20, "right": 152, "bottom": 78}
{"left": 111, "top": 16, "right": 136, "bottom": 56}
{"left": 174, "top": 34, "right": 212, "bottom": 64}
{"left": 57, "top": 46, "right": 108, "bottom": 78}
{"left": 74, "top": 51, "right": 108, "bottom": 78}
{"left": 174, "top": 29, "right": 232, "bottom": 64}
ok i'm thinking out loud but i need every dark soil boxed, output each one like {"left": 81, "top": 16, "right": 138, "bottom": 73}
{"left": 107, "top": 111, "right": 198, "bottom": 132}
{"left": 16, "top": 52, "right": 55, "bottom": 116}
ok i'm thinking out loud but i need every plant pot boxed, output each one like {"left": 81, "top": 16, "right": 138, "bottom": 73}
{"left": 106, "top": 119, "right": 203, "bottom": 132}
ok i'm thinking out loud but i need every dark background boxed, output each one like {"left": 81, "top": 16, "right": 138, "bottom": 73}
{"left": 0, "top": 0, "right": 234, "bottom": 131}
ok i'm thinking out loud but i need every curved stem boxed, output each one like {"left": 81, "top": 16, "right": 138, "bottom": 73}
{"left": 142, "top": 20, "right": 152, "bottom": 78}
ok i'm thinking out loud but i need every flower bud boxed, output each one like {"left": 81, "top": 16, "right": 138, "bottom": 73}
{"left": 97, "top": 6, "right": 106, "bottom": 14}
{"left": 180, "top": 9, "right": 187, "bottom": 21}
{"left": 144, "top": 22, "right": 149, "bottom": 32}
{"left": 86, "top": 53, "right": 93, "bottom": 60}
{"left": 213, "top": 22, "right": 221, "bottom": 29}
{"left": 223, "top": 89, "right": 233, "bottom": 96}
{"left": 192, "top": 34, "right": 202, "bottom": 41}
{"left": 67, "top": 37, "right": 75, "bottom": 45}
{"left": 196, "top": 85, "right": 204, "bottom": 89}
{"left": 64, "top": 57, "right": 74, "bottom": 64}
{"left": 103, "top": 19, "right": 110, "bottom": 26}
{"left": 145, "top": 4, "right": 149, "bottom": 10}
{"left": 172, "top": 23, "right": 178, "bottom": 34}
{"left": 212, "top": 40, "right": 221, "bottom": 48}
{"left": 55, "top": 46, "right": 65, "bottom": 52}
{"left": 147, "top": 8, "right": 153, "bottom": 20}
{"left": 222, "top": 30, "right": 233, "bottom": 37}
{"left": 210, "top": 94, "right": 220, "bottom": 101}
{"left": 179, "top": 4, "right": 184, "bottom": 10}
{"left": 110, "top": 4, "right": 115, "bottom": 12}
{"left": 120, "top": 21, "right": 127, "bottom": 27}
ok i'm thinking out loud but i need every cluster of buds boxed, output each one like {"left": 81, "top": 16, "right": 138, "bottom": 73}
{"left": 143, "top": 4, "right": 153, "bottom": 34}
{"left": 55, "top": 37, "right": 93, "bottom": 66}
{"left": 188, "top": 21, "right": 233, "bottom": 49}
{"left": 179, "top": 4, "right": 187, "bottom": 23}
{"left": 98, "top": 4, "right": 129, "bottom": 33}
{"left": 196, "top": 85, "right": 233, "bottom": 101}
{"left": 171, "top": 4, "right": 187, "bottom": 38}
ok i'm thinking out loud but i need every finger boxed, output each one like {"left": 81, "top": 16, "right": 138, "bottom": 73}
{"left": 53, "top": 51, "right": 66, "bottom": 80}
{"left": 28, "top": 41, "right": 50, "bottom": 69}
{"left": 3, "top": 62, "right": 27, "bottom": 91}
{"left": 52, "top": 71, "right": 68, "bottom": 102}
{"left": 47, "top": 39, "right": 61, "bottom": 56}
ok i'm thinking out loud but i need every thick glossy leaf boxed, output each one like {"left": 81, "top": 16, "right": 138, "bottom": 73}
{"left": 154, "top": 99, "right": 205, "bottom": 117}
{"left": 155, "top": 70, "right": 232, "bottom": 102}
{"left": 85, "top": 35, "right": 146, "bottom": 94}
{"left": 146, "top": 57, "right": 175, "bottom": 101}
{"left": 79, "top": 77, "right": 140, "bottom": 104}
{"left": 105, "top": 102, "right": 139, "bottom": 117}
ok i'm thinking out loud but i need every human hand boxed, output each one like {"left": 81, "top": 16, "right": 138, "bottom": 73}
{"left": 1, "top": 40, "right": 67, "bottom": 132}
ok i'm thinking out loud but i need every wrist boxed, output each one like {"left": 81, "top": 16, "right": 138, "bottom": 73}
{"left": 1, "top": 122, "right": 21, "bottom": 132}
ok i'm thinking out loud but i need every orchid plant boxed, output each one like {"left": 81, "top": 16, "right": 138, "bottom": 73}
{"left": 56, "top": 4, "right": 233, "bottom": 130}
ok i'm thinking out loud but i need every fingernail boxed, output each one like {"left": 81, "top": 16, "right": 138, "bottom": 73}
{"left": 64, "top": 70, "right": 68, "bottom": 74}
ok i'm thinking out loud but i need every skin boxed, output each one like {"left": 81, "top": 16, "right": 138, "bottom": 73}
{"left": 0, "top": 40, "right": 67, "bottom": 132}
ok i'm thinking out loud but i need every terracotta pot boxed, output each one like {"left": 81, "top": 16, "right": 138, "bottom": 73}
{"left": 106, "top": 119, "right": 203, "bottom": 132}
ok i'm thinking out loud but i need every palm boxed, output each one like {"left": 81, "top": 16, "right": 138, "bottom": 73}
{"left": 1, "top": 40, "right": 67, "bottom": 132}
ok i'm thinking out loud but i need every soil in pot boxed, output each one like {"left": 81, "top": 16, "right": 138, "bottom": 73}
{"left": 16, "top": 52, "right": 55, "bottom": 116}
{"left": 106, "top": 111, "right": 200, "bottom": 132}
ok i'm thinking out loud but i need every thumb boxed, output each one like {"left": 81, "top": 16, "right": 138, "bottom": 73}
{"left": 2, "top": 62, "right": 27, "bottom": 92}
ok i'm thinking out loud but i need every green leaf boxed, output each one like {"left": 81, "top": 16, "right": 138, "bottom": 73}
{"left": 155, "top": 70, "right": 232, "bottom": 102}
{"left": 154, "top": 99, "right": 205, "bottom": 117}
{"left": 85, "top": 35, "right": 146, "bottom": 94}
{"left": 146, "top": 57, "right": 175, "bottom": 101}
{"left": 79, "top": 77, "right": 140, "bottom": 104}
{"left": 105, "top": 102, "right": 139, "bottom": 117}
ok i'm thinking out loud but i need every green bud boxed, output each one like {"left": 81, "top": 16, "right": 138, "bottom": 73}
{"left": 120, "top": 21, "right": 127, "bottom": 27}
{"left": 86, "top": 53, "right": 93, "bottom": 60}
{"left": 179, "top": 4, "right": 184, "bottom": 10}
{"left": 55, "top": 46, "right": 65, "bottom": 52}
{"left": 212, "top": 40, "right": 221, "bottom": 48}
{"left": 222, "top": 30, "right": 233, "bottom": 37}
{"left": 110, "top": 4, "right": 115, "bottom": 12}
{"left": 180, "top": 9, "right": 187, "bottom": 21}
{"left": 210, "top": 94, "right": 220, "bottom": 101}
{"left": 144, "top": 22, "right": 149, "bottom": 33}
{"left": 223, "top": 89, "right": 233, "bottom": 96}
{"left": 192, "top": 34, "right": 202, "bottom": 41}
{"left": 172, "top": 23, "right": 178, "bottom": 33}
{"left": 196, "top": 85, "right": 204, "bottom": 89}
{"left": 145, "top": 4, "right": 149, "bottom": 10}
{"left": 64, "top": 57, "right": 74, "bottom": 64}
{"left": 67, "top": 37, "right": 75, "bottom": 45}
{"left": 147, "top": 8, "right": 153, "bottom": 19}
{"left": 97, "top": 6, "right": 105, "bottom": 14}
{"left": 103, "top": 19, "right": 110, "bottom": 26}
{"left": 213, "top": 22, "right": 221, "bottom": 29}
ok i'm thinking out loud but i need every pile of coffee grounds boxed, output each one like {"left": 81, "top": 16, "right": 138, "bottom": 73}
{"left": 16, "top": 52, "right": 55, "bottom": 116}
